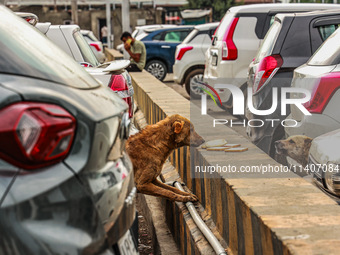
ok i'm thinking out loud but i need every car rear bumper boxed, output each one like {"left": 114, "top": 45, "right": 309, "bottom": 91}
{"left": 173, "top": 61, "right": 185, "bottom": 84}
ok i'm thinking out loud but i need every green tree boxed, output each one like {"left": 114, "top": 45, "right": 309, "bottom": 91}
{"left": 186, "top": 0, "right": 237, "bottom": 21}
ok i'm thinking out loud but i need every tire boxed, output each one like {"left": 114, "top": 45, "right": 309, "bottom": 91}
{"left": 145, "top": 60, "right": 167, "bottom": 81}
{"left": 184, "top": 68, "right": 204, "bottom": 99}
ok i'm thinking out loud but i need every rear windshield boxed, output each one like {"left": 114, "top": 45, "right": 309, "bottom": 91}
{"left": 308, "top": 27, "right": 340, "bottom": 66}
{"left": 254, "top": 20, "right": 281, "bottom": 63}
{"left": 0, "top": 6, "right": 99, "bottom": 89}
{"left": 214, "top": 12, "right": 235, "bottom": 41}
{"left": 87, "top": 32, "right": 99, "bottom": 42}
{"left": 73, "top": 31, "right": 99, "bottom": 67}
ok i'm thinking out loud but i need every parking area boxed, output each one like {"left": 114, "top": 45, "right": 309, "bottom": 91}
{"left": 2, "top": 2, "right": 340, "bottom": 255}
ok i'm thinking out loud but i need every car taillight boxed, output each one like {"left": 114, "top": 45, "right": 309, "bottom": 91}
{"left": 109, "top": 74, "right": 133, "bottom": 118}
{"left": 221, "top": 17, "right": 239, "bottom": 61}
{"left": 252, "top": 54, "right": 283, "bottom": 94}
{"left": 303, "top": 72, "right": 340, "bottom": 114}
{"left": 176, "top": 46, "right": 193, "bottom": 60}
{"left": 80, "top": 63, "right": 93, "bottom": 68}
{"left": 90, "top": 42, "right": 101, "bottom": 52}
{"left": 0, "top": 102, "right": 76, "bottom": 169}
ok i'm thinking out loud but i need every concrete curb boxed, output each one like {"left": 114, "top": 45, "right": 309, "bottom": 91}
{"left": 130, "top": 71, "right": 340, "bottom": 255}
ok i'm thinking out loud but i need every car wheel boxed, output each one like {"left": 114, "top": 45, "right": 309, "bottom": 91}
{"left": 145, "top": 60, "right": 167, "bottom": 81}
{"left": 184, "top": 68, "right": 204, "bottom": 99}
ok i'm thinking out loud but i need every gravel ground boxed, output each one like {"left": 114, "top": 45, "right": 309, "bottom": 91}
{"left": 136, "top": 199, "right": 155, "bottom": 255}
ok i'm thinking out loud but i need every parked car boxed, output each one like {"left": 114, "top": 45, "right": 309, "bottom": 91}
{"left": 0, "top": 5, "right": 137, "bottom": 254}
{"left": 285, "top": 25, "right": 340, "bottom": 140}
{"left": 36, "top": 23, "right": 100, "bottom": 67}
{"left": 86, "top": 60, "right": 135, "bottom": 118}
{"left": 81, "top": 29, "right": 106, "bottom": 63}
{"left": 173, "top": 22, "right": 219, "bottom": 98}
{"left": 204, "top": 3, "right": 340, "bottom": 111}
{"left": 35, "top": 22, "right": 135, "bottom": 120}
{"left": 308, "top": 129, "right": 340, "bottom": 203}
{"left": 141, "top": 25, "right": 194, "bottom": 81}
{"left": 246, "top": 10, "right": 340, "bottom": 160}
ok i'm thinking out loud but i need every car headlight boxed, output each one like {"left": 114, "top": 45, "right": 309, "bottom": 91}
{"left": 324, "top": 163, "right": 340, "bottom": 196}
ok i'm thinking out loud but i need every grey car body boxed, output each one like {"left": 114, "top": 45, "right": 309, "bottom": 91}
{"left": 308, "top": 129, "right": 340, "bottom": 203}
{"left": 0, "top": 6, "right": 137, "bottom": 254}
{"left": 246, "top": 10, "right": 340, "bottom": 158}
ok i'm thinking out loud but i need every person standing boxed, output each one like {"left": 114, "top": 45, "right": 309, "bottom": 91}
{"left": 101, "top": 25, "right": 108, "bottom": 44}
{"left": 120, "top": 31, "right": 146, "bottom": 72}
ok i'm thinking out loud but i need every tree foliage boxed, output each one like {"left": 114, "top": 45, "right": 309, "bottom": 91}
{"left": 186, "top": 0, "right": 238, "bottom": 21}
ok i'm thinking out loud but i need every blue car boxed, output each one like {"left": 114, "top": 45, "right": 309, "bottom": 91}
{"left": 141, "top": 26, "right": 194, "bottom": 81}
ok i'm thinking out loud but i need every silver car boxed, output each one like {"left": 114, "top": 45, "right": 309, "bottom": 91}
{"left": 285, "top": 26, "right": 340, "bottom": 140}
{"left": 173, "top": 22, "right": 219, "bottom": 98}
{"left": 308, "top": 129, "right": 340, "bottom": 203}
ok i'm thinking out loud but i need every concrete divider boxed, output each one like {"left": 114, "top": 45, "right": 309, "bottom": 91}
{"left": 105, "top": 48, "right": 124, "bottom": 61}
{"left": 130, "top": 71, "right": 340, "bottom": 255}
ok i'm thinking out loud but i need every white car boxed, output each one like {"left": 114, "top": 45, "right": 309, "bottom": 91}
{"left": 81, "top": 29, "right": 106, "bottom": 63}
{"left": 36, "top": 23, "right": 100, "bottom": 68}
{"left": 204, "top": 3, "right": 340, "bottom": 111}
{"left": 173, "top": 22, "right": 219, "bottom": 98}
{"left": 36, "top": 22, "right": 135, "bottom": 119}
{"left": 308, "top": 129, "right": 340, "bottom": 202}
{"left": 85, "top": 60, "right": 135, "bottom": 119}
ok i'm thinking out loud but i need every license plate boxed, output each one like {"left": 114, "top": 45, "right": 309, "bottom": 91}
{"left": 118, "top": 230, "right": 138, "bottom": 255}
{"left": 212, "top": 55, "right": 218, "bottom": 66}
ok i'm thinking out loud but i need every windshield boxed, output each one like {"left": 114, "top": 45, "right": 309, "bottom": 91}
{"left": 214, "top": 11, "right": 235, "bottom": 41}
{"left": 0, "top": 6, "right": 99, "bottom": 89}
{"left": 254, "top": 19, "right": 281, "bottom": 63}
{"left": 308, "top": 27, "right": 340, "bottom": 66}
{"left": 73, "top": 30, "right": 99, "bottom": 67}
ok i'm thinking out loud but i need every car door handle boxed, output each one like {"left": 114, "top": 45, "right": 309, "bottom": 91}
{"left": 161, "top": 45, "right": 171, "bottom": 48}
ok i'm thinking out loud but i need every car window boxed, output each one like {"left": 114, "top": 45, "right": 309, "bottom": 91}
{"left": 214, "top": 12, "right": 235, "bottom": 41}
{"left": 308, "top": 28, "right": 340, "bottom": 66}
{"left": 152, "top": 32, "right": 162, "bottom": 40}
{"left": 254, "top": 20, "right": 281, "bottom": 63}
{"left": 87, "top": 32, "right": 99, "bottom": 42}
{"left": 318, "top": 24, "right": 340, "bottom": 41}
{"left": 0, "top": 6, "right": 99, "bottom": 89}
{"left": 73, "top": 31, "right": 99, "bottom": 67}
{"left": 269, "top": 16, "right": 276, "bottom": 26}
{"left": 83, "top": 35, "right": 92, "bottom": 43}
{"left": 209, "top": 28, "right": 217, "bottom": 38}
{"left": 164, "top": 31, "right": 180, "bottom": 42}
